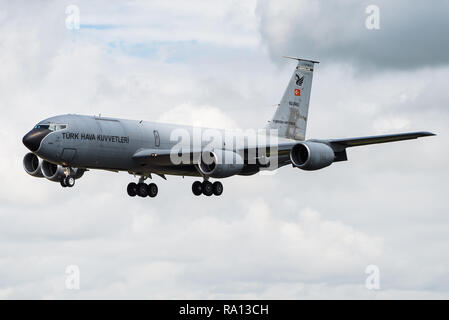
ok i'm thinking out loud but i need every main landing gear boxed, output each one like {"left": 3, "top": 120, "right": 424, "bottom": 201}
{"left": 192, "top": 180, "right": 223, "bottom": 197}
{"left": 127, "top": 178, "right": 158, "bottom": 198}
{"left": 126, "top": 177, "right": 222, "bottom": 198}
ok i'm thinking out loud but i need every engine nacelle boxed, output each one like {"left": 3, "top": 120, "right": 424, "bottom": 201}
{"left": 41, "top": 160, "right": 86, "bottom": 182}
{"left": 41, "top": 160, "right": 66, "bottom": 182}
{"left": 290, "top": 141, "right": 335, "bottom": 171}
{"left": 23, "top": 153, "right": 44, "bottom": 178}
{"left": 198, "top": 150, "right": 244, "bottom": 178}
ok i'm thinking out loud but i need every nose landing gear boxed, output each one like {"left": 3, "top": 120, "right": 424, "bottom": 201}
{"left": 192, "top": 180, "right": 223, "bottom": 197}
{"left": 60, "top": 175, "right": 75, "bottom": 188}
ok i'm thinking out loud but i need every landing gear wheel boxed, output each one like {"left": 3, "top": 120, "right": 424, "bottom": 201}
{"left": 64, "top": 176, "right": 75, "bottom": 188}
{"left": 60, "top": 179, "right": 67, "bottom": 188}
{"left": 202, "top": 181, "right": 213, "bottom": 196}
{"left": 147, "top": 183, "right": 158, "bottom": 198}
{"left": 137, "top": 183, "right": 148, "bottom": 197}
{"left": 192, "top": 181, "right": 203, "bottom": 196}
{"left": 212, "top": 181, "right": 223, "bottom": 196}
{"left": 127, "top": 182, "right": 137, "bottom": 197}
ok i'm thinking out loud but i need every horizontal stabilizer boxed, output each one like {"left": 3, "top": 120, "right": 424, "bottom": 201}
{"left": 282, "top": 56, "right": 320, "bottom": 64}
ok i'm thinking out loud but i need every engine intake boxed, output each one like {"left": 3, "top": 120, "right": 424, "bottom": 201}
{"left": 23, "top": 153, "right": 44, "bottom": 178}
{"left": 198, "top": 150, "right": 244, "bottom": 178}
{"left": 290, "top": 141, "right": 335, "bottom": 171}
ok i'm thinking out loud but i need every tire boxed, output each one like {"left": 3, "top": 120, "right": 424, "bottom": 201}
{"left": 202, "top": 181, "right": 213, "bottom": 196}
{"left": 127, "top": 182, "right": 137, "bottom": 197}
{"left": 64, "top": 176, "right": 75, "bottom": 187}
{"left": 137, "top": 183, "right": 148, "bottom": 197}
{"left": 147, "top": 183, "right": 158, "bottom": 198}
{"left": 212, "top": 181, "right": 223, "bottom": 196}
{"left": 60, "top": 179, "right": 67, "bottom": 188}
{"left": 192, "top": 181, "right": 202, "bottom": 196}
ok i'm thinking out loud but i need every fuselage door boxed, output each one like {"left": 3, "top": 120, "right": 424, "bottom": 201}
{"left": 97, "top": 119, "right": 127, "bottom": 149}
{"left": 95, "top": 118, "right": 129, "bottom": 168}
{"left": 60, "top": 148, "right": 77, "bottom": 166}
{"left": 153, "top": 130, "right": 160, "bottom": 148}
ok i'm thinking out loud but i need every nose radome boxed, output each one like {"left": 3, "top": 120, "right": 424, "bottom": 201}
{"left": 22, "top": 132, "right": 40, "bottom": 152}
{"left": 22, "top": 129, "right": 50, "bottom": 152}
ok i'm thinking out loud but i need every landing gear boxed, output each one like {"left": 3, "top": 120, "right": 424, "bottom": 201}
{"left": 202, "top": 181, "right": 213, "bottom": 196}
{"left": 127, "top": 178, "right": 158, "bottom": 198}
{"left": 191, "top": 180, "right": 223, "bottom": 196}
{"left": 65, "top": 176, "right": 75, "bottom": 188}
{"left": 212, "top": 181, "right": 223, "bottom": 196}
{"left": 127, "top": 182, "right": 137, "bottom": 197}
{"left": 60, "top": 176, "right": 75, "bottom": 188}
{"left": 137, "top": 183, "right": 148, "bottom": 197}
{"left": 147, "top": 183, "right": 158, "bottom": 198}
{"left": 192, "top": 181, "right": 203, "bottom": 196}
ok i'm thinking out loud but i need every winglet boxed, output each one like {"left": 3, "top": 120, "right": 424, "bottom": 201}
{"left": 282, "top": 56, "right": 320, "bottom": 64}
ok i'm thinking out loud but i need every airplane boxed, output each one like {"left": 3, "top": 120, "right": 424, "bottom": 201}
{"left": 22, "top": 57, "right": 435, "bottom": 198}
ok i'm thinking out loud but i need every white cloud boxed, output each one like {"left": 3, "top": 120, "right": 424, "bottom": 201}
{"left": 157, "top": 103, "right": 238, "bottom": 129}
{"left": 0, "top": 196, "right": 386, "bottom": 299}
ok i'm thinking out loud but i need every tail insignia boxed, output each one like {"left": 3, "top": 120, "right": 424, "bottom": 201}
{"left": 295, "top": 74, "right": 304, "bottom": 86}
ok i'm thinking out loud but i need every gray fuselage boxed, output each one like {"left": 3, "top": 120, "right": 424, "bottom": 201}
{"left": 25, "top": 114, "right": 291, "bottom": 178}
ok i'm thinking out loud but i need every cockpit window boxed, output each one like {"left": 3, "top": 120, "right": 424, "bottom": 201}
{"left": 49, "top": 124, "right": 67, "bottom": 131}
{"left": 34, "top": 124, "right": 67, "bottom": 131}
{"left": 34, "top": 124, "right": 50, "bottom": 130}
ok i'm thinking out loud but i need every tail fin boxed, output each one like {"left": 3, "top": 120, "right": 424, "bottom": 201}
{"left": 267, "top": 57, "right": 319, "bottom": 141}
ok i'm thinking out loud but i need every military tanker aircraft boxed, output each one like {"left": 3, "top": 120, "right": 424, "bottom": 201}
{"left": 22, "top": 57, "right": 435, "bottom": 197}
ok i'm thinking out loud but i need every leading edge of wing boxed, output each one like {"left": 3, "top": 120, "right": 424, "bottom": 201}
{"left": 322, "top": 131, "right": 436, "bottom": 148}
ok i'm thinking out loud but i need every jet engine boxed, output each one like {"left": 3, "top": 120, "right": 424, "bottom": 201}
{"left": 41, "top": 160, "right": 66, "bottom": 182}
{"left": 41, "top": 160, "right": 85, "bottom": 182}
{"left": 290, "top": 141, "right": 335, "bottom": 171}
{"left": 198, "top": 150, "right": 244, "bottom": 178}
{"left": 23, "top": 153, "right": 44, "bottom": 178}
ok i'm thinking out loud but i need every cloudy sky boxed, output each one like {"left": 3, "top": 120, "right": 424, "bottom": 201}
{"left": 0, "top": 0, "right": 448, "bottom": 299}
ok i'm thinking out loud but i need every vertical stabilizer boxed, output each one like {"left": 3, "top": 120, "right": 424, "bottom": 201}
{"left": 267, "top": 57, "right": 319, "bottom": 141}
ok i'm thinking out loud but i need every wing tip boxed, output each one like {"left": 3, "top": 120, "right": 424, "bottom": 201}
{"left": 419, "top": 131, "right": 436, "bottom": 137}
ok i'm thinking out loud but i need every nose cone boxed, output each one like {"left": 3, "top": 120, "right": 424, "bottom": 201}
{"left": 22, "top": 128, "right": 50, "bottom": 152}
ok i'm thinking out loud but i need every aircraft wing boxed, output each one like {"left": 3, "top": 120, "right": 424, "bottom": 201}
{"left": 132, "top": 148, "right": 203, "bottom": 166}
{"left": 321, "top": 131, "right": 435, "bottom": 148}
{"left": 131, "top": 131, "right": 435, "bottom": 167}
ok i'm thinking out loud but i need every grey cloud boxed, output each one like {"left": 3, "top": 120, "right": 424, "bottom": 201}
{"left": 256, "top": 0, "right": 449, "bottom": 71}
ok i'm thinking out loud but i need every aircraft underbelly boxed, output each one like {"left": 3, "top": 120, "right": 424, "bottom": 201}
{"left": 132, "top": 164, "right": 201, "bottom": 177}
